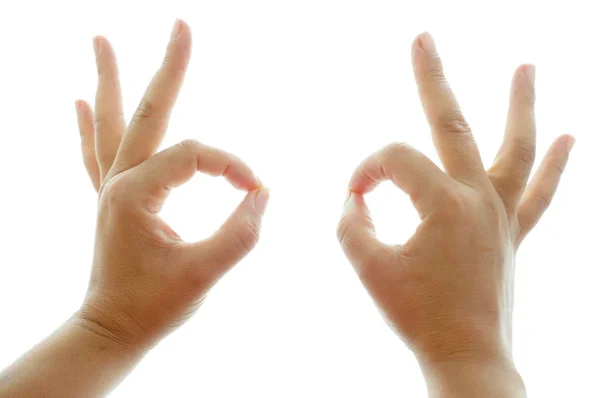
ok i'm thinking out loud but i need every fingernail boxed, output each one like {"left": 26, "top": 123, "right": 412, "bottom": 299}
{"left": 565, "top": 136, "right": 576, "bottom": 152}
{"left": 255, "top": 176, "right": 264, "bottom": 188}
{"left": 93, "top": 36, "right": 100, "bottom": 56}
{"left": 419, "top": 32, "right": 437, "bottom": 56}
{"left": 343, "top": 190, "right": 352, "bottom": 206}
{"left": 74, "top": 100, "right": 81, "bottom": 114}
{"left": 524, "top": 64, "right": 536, "bottom": 85}
{"left": 343, "top": 191, "right": 356, "bottom": 214}
{"left": 170, "top": 19, "right": 182, "bottom": 41}
{"left": 253, "top": 188, "right": 270, "bottom": 215}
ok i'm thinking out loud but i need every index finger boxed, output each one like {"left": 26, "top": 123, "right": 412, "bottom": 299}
{"left": 348, "top": 142, "right": 451, "bottom": 217}
{"left": 128, "top": 139, "right": 261, "bottom": 211}
{"left": 111, "top": 19, "right": 192, "bottom": 175}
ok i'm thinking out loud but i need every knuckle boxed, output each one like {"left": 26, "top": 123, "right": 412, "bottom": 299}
{"left": 380, "top": 142, "right": 415, "bottom": 176}
{"left": 336, "top": 216, "right": 389, "bottom": 278}
{"left": 161, "top": 44, "right": 189, "bottom": 75}
{"left": 551, "top": 161, "right": 565, "bottom": 176}
{"left": 500, "top": 173, "right": 526, "bottom": 197}
{"left": 178, "top": 139, "right": 202, "bottom": 152}
{"left": 336, "top": 215, "right": 369, "bottom": 258}
{"left": 100, "top": 174, "right": 129, "bottom": 207}
{"left": 234, "top": 219, "right": 260, "bottom": 254}
{"left": 437, "top": 187, "right": 466, "bottom": 212}
{"left": 132, "top": 98, "right": 156, "bottom": 122}
{"left": 94, "top": 111, "right": 124, "bottom": 131}
{"left": 521, "top": 90, "right": 536, "bottom": 111}
{"left": 336, "top": 215, "right": 353, "bottom": 246}
{"left": 93, "top": 115, "right": 108, "bottom": 131}
{"left": 537, "top": 193, "right": 552, "bottom": 211}
{"left": 425, "top": 63, "right": 446, "bottom": 82}
{"left": 383, "top": 142, "right": 413, "bottom": 160}
{"left": 514, "top": 139, "right": 536, "bottom": 166}
{"left": 481, "top": 193, "right": 504, "bottom": 224}
{"left": 437, "top": 112, "right": 472, "bottom": 136}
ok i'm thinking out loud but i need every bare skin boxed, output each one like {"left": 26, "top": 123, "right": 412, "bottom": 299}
{"left": 0, "top": 25, "right": 572, "bottom": 398}
{"left": 0, "top": 20, "right": 269, "bottom": 397}
{"left": 337, "top": 33, "right": 573, "bottom": 398}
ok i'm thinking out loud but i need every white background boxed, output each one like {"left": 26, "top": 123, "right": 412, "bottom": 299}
{"left": 0, "top": 0, "right": 598, "bottom": 396}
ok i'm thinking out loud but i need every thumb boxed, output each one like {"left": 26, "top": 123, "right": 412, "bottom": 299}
{"left": 183, "top": 188, "right": 270, "bottom": 277}
{"left": 337, "top": 192, "right": 389, "bottom": 274}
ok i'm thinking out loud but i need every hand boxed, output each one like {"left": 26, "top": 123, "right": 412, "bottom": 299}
{"left": 337, "top": 33, "right": 573, "bottom": 395}
{"left": 0, "top": 20, "right": 269, "bottom": 398}
{"left": 74, "top": 20, "right": 269, "bottom": 350}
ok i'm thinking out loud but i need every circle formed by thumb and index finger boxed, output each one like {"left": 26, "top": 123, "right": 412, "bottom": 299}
{"left": 338, "top": 142, "right": 452, "bottom": 272}
{"left": 125, "top": 139, "right": 268, "bottom": 278}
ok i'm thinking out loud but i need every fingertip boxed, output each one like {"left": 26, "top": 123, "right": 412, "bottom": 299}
{"left": 342, "top": 191, "right": 365, "bottom": 216}
{"left": 75, "top": 99, "right": 90, "bottom": 109}
{"left": 509, "top": 65, "right": 534, "bottom": 94}
{"left": 93, "top": 36, "right": 120, "bottom": 72}
{"left": 180, "top": 19, "right": 192, "bottom": 36}
{"left": 170, "top": 19, "right": 183, "bottom": 41}
{"left": 75, "top": 99, "right": 83, "bottom": 115}
{"left": 77, "top": 100, "right": 93, "bottom": 118}
{"left": 563, "top": 135, "right": 576, "bottom": 153}
{"left": 93, "top": 36, "right": 102, "bottom": 57}
{"left": 416, "top": 32, "right": 437, "bottom": 56}
{"left": 75, "top": 100, "right": 94, "bottom": 136}
{"left": 343, "top": 189, "right": 352, "bottom": 206}
{"left": 523, "top": 64, "right": 536, "bottom": 85}
{"left": 163, "top": 19, "right": 192, "bottom": 70}
{"left": 347, "top": 153, "right": 382, "bottom": 195}
{"left": 170, "top": 19, "right": 192, "bottom": 48}
{"left": 253, "top": 174, "right": 264, "bottom": 190}
{"left": 75, "top": 100, "right": 85, "bottom": 136}
{"left": 222, "top": 154, "right": 263, "bottom": 191}
{"left": 550, "top": 134, "right": 575, "bottom": 155}
{"left": 411, "top": 34, "right": 421, "bottom": 54}
{"left": 342, "top": 191, "right": 355, "bottom": 214}
{"left": 253, "top": 187, "right": 270, "bottom": 215}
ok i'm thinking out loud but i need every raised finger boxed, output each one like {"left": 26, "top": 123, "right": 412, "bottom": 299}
{"left": 489, "top": 64, "right": 537, "bottom": 211}
{"left": 75, "top": 100, "right": 100, "bottom": 191}
{"left": 111, "top": 19, "right": 192, "bottom": 175}
{"left": 93, "top": 36, "right": 126, "bottom": 179}
{"left": 411, "top": 33, "right": 485, "bottom": 182}
{"left": 517, "top": 135, "right": 574, "bottom": 243}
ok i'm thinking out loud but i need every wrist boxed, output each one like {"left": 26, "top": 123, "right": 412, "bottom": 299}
{"left": 71, "top": 300, "right": 155, "bottom": 356}
{"left": 419, "top": 355, "right": 525, "bottom": 398}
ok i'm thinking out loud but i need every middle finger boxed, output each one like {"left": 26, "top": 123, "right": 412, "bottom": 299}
{"left": 411, "top": 33, "right": 486, "bottom": 184}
